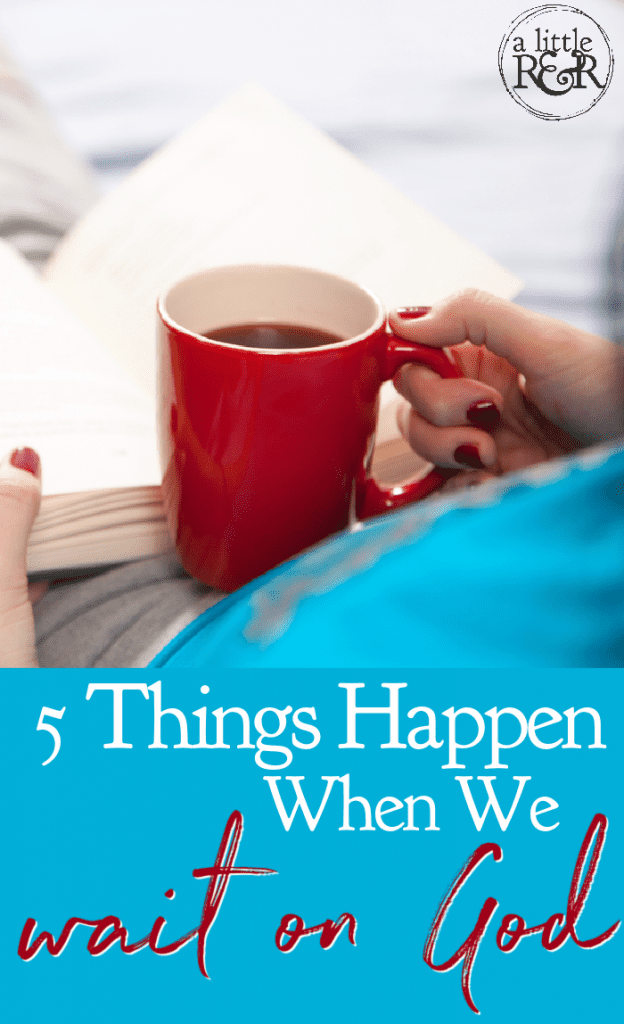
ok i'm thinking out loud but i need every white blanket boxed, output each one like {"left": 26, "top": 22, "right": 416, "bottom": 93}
{"left": 0, "top": 0, "right": 623, "bottom": 336}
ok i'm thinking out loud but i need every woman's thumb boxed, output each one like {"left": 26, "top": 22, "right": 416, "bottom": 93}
{"left": 0, "top": 447, "right": 42, "bottom": 667}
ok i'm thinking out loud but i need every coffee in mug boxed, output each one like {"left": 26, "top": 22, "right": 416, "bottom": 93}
{"left": 158, "top": 264, "right": 460, "bottom": 592}
{"left": 203, "top": 322, "right": 344, "bottom": 349}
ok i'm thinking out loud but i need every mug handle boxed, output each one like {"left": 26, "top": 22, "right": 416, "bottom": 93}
{"left": 358, "top": 323, "right": 463, "bottom": 520}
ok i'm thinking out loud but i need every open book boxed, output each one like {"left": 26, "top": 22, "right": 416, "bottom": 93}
{"left": 0, "top": 83, "right": 522, "bottom": 575}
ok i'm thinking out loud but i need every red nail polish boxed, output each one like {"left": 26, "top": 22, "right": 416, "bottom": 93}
{"left": 395, "top": 306, "right": 432, "bottom": 320}
{"left": 466, "top": 401, "right": 501, "bottom": 431}
{"left": 10, "top": 447, "right": 40, "bottom": 476}
{"left": 454, "top": 444, "right": 484, "bottom": 469}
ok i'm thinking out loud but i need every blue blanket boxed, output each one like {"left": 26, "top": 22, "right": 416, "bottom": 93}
{"left": 151, "top": 444, "right": 624, "bottom": 667}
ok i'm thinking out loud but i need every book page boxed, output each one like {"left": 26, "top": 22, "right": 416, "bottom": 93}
{"left": 0, "top": 241, "right": 159, "bottom": 495}
{"left": 45, "top": 84, "right": 523, "bottom": 400}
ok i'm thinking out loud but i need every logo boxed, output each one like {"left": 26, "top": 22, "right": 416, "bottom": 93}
{"left": 499, "top": 5, "right": 613, "bottom": 120}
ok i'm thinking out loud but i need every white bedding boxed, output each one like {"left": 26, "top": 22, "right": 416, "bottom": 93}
{"left": 1, "top": 0, "right": 623, "bottom": 336}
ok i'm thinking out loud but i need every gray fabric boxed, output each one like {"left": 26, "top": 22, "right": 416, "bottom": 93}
{"left": 34, "top": 556, "right": 223, "bottom": 667}
{"left": 607, "top": 183, "right": 624, "bottom": 345}
{"left": 0, "top": 39, "right": 99, "bottom": 268}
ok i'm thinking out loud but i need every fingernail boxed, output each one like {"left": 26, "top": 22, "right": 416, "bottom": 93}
{"left": 10, "top": 447, "right": 40, "bottom": 476}
{"left": 395, "top": 306, "right": 432, "bottom": 320}
{"left": 454, "top": 444, "right": 484, "bottom": 469}
{"left": 466, "top": 401, "right": 501, "bottom": 431}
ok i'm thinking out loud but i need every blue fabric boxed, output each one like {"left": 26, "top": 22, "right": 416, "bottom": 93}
{"left": 149, "top": 445, "right": 624, "bottom": 668}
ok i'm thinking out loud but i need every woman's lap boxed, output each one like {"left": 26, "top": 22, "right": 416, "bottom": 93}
{"left": 34, "top": 556, "right": 221, "bottom": 667}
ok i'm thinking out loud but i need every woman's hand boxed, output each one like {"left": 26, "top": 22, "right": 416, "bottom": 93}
{"left": 389, "top": 290, "right": 624, "bottom": 477}
{"left": 0, "top": 447, "right": 42, "bottom": 667}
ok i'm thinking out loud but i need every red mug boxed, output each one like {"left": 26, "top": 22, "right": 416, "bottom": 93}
{"left": 157, "top": 264, "right": 460, "bottom": 592}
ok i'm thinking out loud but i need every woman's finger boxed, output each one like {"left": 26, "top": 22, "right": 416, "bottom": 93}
{"left": 389, "top": 290, "right": 624, "bottom": 442}
{"left": 389, "top": 290, "right": 602, "bottom": 376}
{"left": 397, "top": 403, "right": 498, "bottom": 470}
{"left": 394, "top": 363, "right": 503, "bottom": 430}
{"left": 0, "top": 447, "right": 42, "bottom": 667}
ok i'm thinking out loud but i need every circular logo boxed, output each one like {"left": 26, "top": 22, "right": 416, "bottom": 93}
{"left": 499, "top": 5, "right": 613, "bottom": 120}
